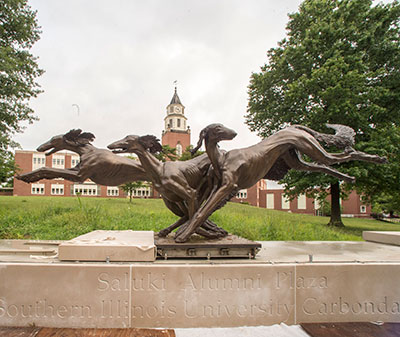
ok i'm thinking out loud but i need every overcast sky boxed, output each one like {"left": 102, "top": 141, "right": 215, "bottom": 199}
{"left": 15, "top": 0, "right": 304, "bottom": 152}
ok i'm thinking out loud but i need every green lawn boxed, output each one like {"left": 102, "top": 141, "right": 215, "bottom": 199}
{"left": 0, "top": 196, "right": 398, "bottom": 241}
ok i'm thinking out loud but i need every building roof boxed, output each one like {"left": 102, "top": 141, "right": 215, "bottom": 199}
{"left": 170, "top": 87, "right": 182, "bottom": 105}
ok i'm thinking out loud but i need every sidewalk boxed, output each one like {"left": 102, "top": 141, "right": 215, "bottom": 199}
{"left": 175, "top": 324, "right": 310, "bottom": 337}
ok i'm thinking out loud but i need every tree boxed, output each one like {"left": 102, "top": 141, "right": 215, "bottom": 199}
{"left": 355, "top": 125, "right": 400, "bottom": 215}
{"left": 179, "top": 145, "right": 204, "bottom": 161}
{"left": 246, "top": 0, "right": 400, "bottom": 226}
{"left": 154, "top": 145, "right": 177, "bottom": 162}
{"left": 0, "top": 0, "right": 43, "bottom": 184}
{"left": 119, "top": 155, "right": 151, "bottom": 202}
{"left": 372, "top": 192, "right": 400, "bottom": 217}
{"left": 120, "top": 181, "right": 149, "bottom": 203}
{"left": 0, "top": 151, "right": 16, "bottom": 186}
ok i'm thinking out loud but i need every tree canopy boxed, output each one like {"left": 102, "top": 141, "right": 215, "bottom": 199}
{"left": 246, "top": 0, "right": 400, "bottom": 224}
{"left": 0, "top": 0, "right": 43, "bottom": 184}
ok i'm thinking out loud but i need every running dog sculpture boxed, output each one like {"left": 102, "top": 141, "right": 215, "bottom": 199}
{"left": 174, "top": 123, "right": 387, "bottom": 242}
{"left": 16, "top": 129, "right": 148, "bottom": 185}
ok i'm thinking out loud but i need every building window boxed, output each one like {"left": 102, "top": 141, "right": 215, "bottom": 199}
{"left": 314, "top": 198, "right": 321, "bottom": 210}
{"left": 73, "top": 184, "right": 98, "bottom": 196}
{"left": 297, "top": 194, "right": 306, "bottom": 210}
{"left": 177, "top": 119, "right": 181, "bottom": 128}
{"left": 31, "top": 184, "right": 45, "bottom": 195}
{"left": 51, "top": 184, "right": 64, "bottom": 195}
{"left": 266, "top": 193, "right": 274, "bottom": 209}
{"left": 107, "top": 187, "right": 119, "bottom": 196}
{"left": 132, "top": 186, "right": 151, "bottom": 198}
{"left": 71, "top": 156, "right": 80, "bottom": 167}
{"left": 236, "top": 189, "right": 247, "bottom": 199}
{"left": 169, "top": 119, "right": 173, "bottom": 128}
{"left": 176, "top": 143, "right": 183, "bottom": 157}
{"left": 281, "top": 195, "right": 290, "bottom": 210}
{"left": 32, "top": 154, "right": 46, "bottom": 170}
{"left": 360, "top": 205, "right": 367, "bottom": 213}
{"left": 52, "top": 154, "right": 65, "bottom": 169}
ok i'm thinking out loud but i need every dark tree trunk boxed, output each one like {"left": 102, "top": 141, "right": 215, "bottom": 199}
{"left": 328, "top": 181, "right": 344, "bottom": 227}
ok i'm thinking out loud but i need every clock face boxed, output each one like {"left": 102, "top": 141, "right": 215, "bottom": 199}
{"left": 174, "top": 106, "right": 181, "bottom": 113}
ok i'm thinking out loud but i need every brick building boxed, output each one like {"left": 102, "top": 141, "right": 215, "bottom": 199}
{"left": 231, "top": 180, "right": 371, "bottom": 218}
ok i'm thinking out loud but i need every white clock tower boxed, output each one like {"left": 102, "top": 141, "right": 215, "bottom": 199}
{"left": 163, "top": 87, "right": 188, "bottom": 132}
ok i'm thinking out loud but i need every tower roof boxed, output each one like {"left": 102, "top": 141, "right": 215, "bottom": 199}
{"left": 170, "top": 87, "right": 182, "bottom": 105}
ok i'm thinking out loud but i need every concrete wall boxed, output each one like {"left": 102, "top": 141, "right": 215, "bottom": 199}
{"left": 0, "top": 261, "right": 399, "bottom": 328}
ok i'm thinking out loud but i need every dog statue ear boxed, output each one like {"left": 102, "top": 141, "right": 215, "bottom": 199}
{"left": 63, "top": 129, "right": 82, "bottom": 146}
{"left": 63, "top": 129, "right": 95, "bottom": 146}
{"left": 65, "top": 129, "right": 82, "bottom": 139}
{"left": 190, "top": 128, "right": 207, "bottom": 156}
{"left": 77, "top": 132, "right": 95, "bottom": 145}
{"left": 139, "top": 135, "right": 163, "bottom": 154}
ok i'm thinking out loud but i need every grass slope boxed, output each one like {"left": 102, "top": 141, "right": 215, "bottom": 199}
{"left": 0, "top": 196, "right": 398, "bottom": 241}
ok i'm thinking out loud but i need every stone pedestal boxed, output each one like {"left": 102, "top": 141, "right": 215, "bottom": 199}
{"left": 58, "top": 230, "right": 155, "bottom": 262}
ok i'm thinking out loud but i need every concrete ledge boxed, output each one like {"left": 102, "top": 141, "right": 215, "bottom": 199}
{"left": 363, "top": 231, "right": 400, "bottom": 246}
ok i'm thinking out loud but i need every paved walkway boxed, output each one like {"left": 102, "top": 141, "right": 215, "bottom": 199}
{"left": 175, "top": 324, "right": 309, "bottom": 337}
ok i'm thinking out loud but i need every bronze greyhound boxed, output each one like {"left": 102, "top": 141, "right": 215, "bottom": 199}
{"left": 174, "top": 123, "right": 387, "bottom": 242}
{"left": 108, "top": 134, "right": 227, "bottom": 239}
{"left": 16, "top": 129, "right": 148, "bottom": 186}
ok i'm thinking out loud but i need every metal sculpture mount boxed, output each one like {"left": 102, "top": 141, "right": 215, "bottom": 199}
{"left": 17, "top": 124, "right": 387, "bottom": 243}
